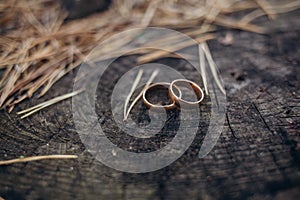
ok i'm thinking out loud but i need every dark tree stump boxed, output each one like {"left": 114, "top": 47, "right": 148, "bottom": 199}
{"left": 0, "top": 12, "right": 300, "bottom": 200}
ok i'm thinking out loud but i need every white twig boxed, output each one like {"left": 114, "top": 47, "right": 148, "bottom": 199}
{"left": 199, "top": 44, "right": 208, "bottom": 95}
{"left": 202, "top": 42, "right": 226, "bottom": 95}
{"left": 0, "top": 155, "right": 78, "bottom": 165}
{"left": 124, "top": 69, "right": 159, "bottom": 120}
{"left": 124, "top": 69, "right": 143, "bottom": 120}
{"left": 17, "top": 90, "right": 84, "bottom": 118}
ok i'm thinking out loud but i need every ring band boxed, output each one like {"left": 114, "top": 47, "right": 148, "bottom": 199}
{"left": 143, "top": 82, "right": 182, "bottom": 110}
{"left": 169, "top": 79, "right": 204, "bottom": 106}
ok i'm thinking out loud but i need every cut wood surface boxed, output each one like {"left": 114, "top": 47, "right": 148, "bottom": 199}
{"left": 0, "top": 12, "right": 299, "bottom": 200}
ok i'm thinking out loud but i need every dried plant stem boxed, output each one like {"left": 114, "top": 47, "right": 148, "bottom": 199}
{"left": 240, "top": 9, "right": 265, "bottom": 24}
{"left": 17, "top": 89, "right": 83, "bottom": 118}
{"left": 145, "top": 27, "right": 215, "bottom": 49}
{"left": 124, "top": 69, "right": 159, "bottom": 121}
{"left": 199, "top": 44, "right": 208, "bottom": 95}
{"left": 138, "top": 34, "right": 215, "bottom": 64}
{"left": 140, "top": 1, "right": 158, "bottom": 27}
{"left": 124, "top": 69, "right": 144, "bottom": 120}
{"left": 0, "top": 0, "right": 299, "bottom": 110}
{"left": 214, "top": 15, "right": 265, "bottom": 33}
{"left": 269, "top": 0, "right": 300, "bottom": 13}
{"left": 0, "top": 155, "right": 78, "bottom": 165}
{"left": 201, "top": 42, "right": 226, "bottom": 95}
{"left": 254, "top": 0, "right": 276, "bottom": 19}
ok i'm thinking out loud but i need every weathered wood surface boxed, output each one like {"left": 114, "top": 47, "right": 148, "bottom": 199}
{"left": 0, "top": 12, "right": 300, "bottom": 200}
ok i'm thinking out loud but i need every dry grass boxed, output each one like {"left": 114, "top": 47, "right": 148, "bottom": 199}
{"left": 0, "top": 0, "right": 299, "bottom": 111}
{"left": 16, "top": 89, "right": 83, "bottom": 118}
{"left": 124, "top": 69, "right": 159, "bottom": 121}
{"left": 124, "top": 69, "right": 144, "bottom": 120}
{"left": 0, "top": 154, "right": 78, "bottom": 165}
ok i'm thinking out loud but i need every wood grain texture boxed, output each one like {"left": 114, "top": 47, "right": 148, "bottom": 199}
{"left": 0, "top": 13, "right": 300, "bottom": 200}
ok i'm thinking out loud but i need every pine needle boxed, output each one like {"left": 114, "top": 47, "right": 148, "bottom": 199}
{"left": 201, "top": 42, "right": 226, "bottom": 95}
{"left": 17, "top": 89, "right": 84, "bottom": 118}
{"left": 137, "top": 34, "right": 215, "bottom": 64}
{"left": 124, "top": 69, "right": 144, "bottom": 120}
{"left": 140, "top": 1, "right": 158, "bottom": 27}
{"left": 124, "top": 69, "right": 159, "bottom": 121}
{"left": 0, "top": 0, "right": 299, "bottom": 109}
{"left": 199, "top": 44, "right": 208, "bottom": 95}
{"left": 254, "top": 0, "right": 276, "bottom": 20}
{"left": 0, "top": 155, "right": 78, "bottom": 165}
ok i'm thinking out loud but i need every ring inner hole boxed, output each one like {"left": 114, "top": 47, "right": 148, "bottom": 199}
{"left": 174, "top": 82, "right": 200, "bottom": 102}
{"left": 146, "top": 85, "right": 180, "bottom": 106}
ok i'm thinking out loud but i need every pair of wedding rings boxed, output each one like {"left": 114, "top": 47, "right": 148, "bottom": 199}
{"left": 142, "top": 79, "right": 204, "bottom": 110}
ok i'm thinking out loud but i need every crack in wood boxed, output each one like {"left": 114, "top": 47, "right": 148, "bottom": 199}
{"left": 226, "top": 112, "right": 238, "bottom": 140}
{"left": 251, "top": 102, "right": 274, "bottom": 135}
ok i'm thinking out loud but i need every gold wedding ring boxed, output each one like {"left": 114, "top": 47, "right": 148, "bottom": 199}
{"left": 169, "top": 79, "right": 204, "bottom": 106}
{"left": 142, "top": 79, "right": 204, "bottom": 110}
{"left": 142, "top": 82, "right": 182, "bottom": 110}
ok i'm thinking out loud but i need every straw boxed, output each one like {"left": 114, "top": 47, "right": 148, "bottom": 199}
{"left": 0, "top": 155, "right": 78, "bottom": 165}
{"left": 0, "top": 0, "right": 299, "bottom": 110}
